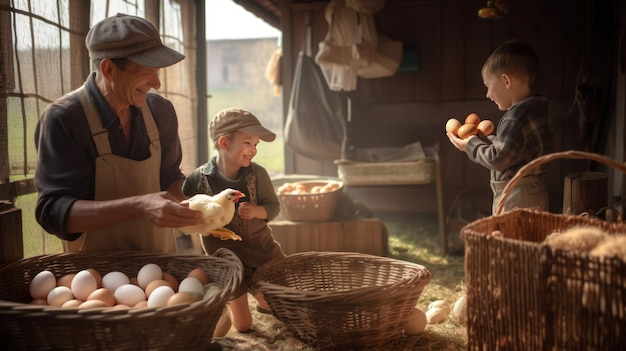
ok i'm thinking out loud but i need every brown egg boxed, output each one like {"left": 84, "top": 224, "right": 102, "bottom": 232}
{"left": 30, "top": 298, "right": 48, "bottom": 305}
{"left": 187, "top": 268, "right": 210, "bottom": 285}
{"left": 86, "top": 268, "right": 102, "bottom": 288}
{"left": 167, "top": 292, "right": 201, "bottom": 306}
{"left": 457, "top": 123, "right": 478, "bottom": 139}
{"left": 87, "top": 288, "right": 115, "bottom": 307}
{"left": 112, "top": 304, "right": 130, "bottom": 309}
{"left": 405, "top": 307, "right": 427, "bottom": 335}
{"left": 477, "top": 119, "right": 494, "bottom": 137}
{"left": 445, "top": 118, "right": 462, "bottom": 136}
{"left": 465, "top": 113, "right": 481, "bottom": 126}
{"left": 145, "top": 279, "right": 173, "bottom": 298}
{"left": 162, "top": 272, "right": 179, "bottom": 292}
{"left": 134, "top": 300, "right": 148, "bottom": 308}
{"left": 57, "top": 273, "right": 75, "bottom": 288}
{"left": 130, "top": 277, "right": 139, "bottom": 286}
{"left": 79, "top": 299, "right": 108, "bottom": 309}
{"left": 61, "top": 299, "right": 83, "bottom": 308}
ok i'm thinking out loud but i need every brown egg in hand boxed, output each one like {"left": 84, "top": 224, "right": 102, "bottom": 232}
{"left": 465, "top": 113, "right": 481, "bottom": 126}
{"left": 477, "top": 120, "right": 494, "bottom": 137}
{"left": 457, "top": 123, "right": 478, "bottom": 139}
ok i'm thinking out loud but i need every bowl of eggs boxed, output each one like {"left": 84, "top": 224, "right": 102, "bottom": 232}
{"left": 275, "top": 180, "right": 344, "bottom": 222}
{"left": 0, "top": 248, "right": 242, "bottom": 350}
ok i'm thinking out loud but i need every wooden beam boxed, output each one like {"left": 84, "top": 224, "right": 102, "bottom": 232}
{"left": 0, "top": 178, "right": 37, "bottom": 202}
{"left": 0, "top": 206, "right": 24, "bottom": 263}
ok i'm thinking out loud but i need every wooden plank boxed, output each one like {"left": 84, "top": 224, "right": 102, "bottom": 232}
{"left": 269, "top": 219, "right": 388, "bottom": 256}
{"left": 270, "top": 220, "right": 321, "bottom": 255}
{"left": 0, "top": 207, "right": 24, "bottom": 263}
{"left": 441, "top": 0, "right": 466, "bottom": 100}
{"left": 0, "top": 179, "right": 37, "bottom": 201}
{"left": 563, "top": 171, "right": 608, "bottom": 215}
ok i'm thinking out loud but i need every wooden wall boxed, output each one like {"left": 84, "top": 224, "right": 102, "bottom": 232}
{"left": 281, "top": 0, "right": 620, "bottom": 216}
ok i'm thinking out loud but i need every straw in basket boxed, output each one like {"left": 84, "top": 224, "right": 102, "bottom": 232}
{"left": 253, "top": 251, "right": 431, "bottom": 350}
{"left": 0, "top": 248, "right": 243, "bottom": 350}
{"left": 462, "top": 150, "right": 626, "bottom": 351}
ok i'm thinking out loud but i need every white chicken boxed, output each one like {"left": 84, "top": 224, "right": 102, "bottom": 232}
{"left": 179, "top": 188, "right": 245, "bottom": 241}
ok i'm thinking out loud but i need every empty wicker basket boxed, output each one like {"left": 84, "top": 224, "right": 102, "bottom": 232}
{"left": 0, "top": 248, "right": 243, "bottom": 350}
{"left": 253, "top": 251, "right": 431, "bottom": 350}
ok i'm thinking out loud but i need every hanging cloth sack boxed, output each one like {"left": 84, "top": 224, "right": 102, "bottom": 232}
{"left": 314, "top": 0, "right": 363, "bottom": 91}
{"left": 284, "top": 50, "right": 346, "bottom": 160}
{"left": 357, "top": 33, "right": 403, "bottom": 79}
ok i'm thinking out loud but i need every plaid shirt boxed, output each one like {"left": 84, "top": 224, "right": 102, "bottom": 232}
{"left": 465, "top": 96, "right": 553, "bottom": 181}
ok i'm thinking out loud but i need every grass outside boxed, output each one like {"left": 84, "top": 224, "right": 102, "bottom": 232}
{"left": 254, "top": 136, "right": 285, "bottom": 176}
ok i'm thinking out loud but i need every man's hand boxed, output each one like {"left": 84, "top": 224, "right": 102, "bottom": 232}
{"left": 140, "top": 191, "right": 204, "bottom": 228}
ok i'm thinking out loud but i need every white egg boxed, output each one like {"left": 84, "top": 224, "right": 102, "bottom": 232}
{"left": 178, "top": 277, "right": 204, "bottom": 295}
{"left": 137, "top": 263, "right": 162, "bottom": 289}
{"left": 71, "top": 270, "right": 98, "bottom": 301}
{"left": 30, "top": 270, "right": 57, "bottom": 300}
{"left": 147, "top": 285, "right": 175, "bottom": 308}
{"left": 114, "top": 284, "right": 146, "bottom": 306}
{"left": 47, "top": 286, "right": 74, "bottom": 306}
{"left": 101, "top": 271, "right": 130, "bottom": 293}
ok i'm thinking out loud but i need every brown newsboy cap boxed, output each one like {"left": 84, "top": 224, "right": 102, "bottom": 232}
{"left": 86, "top": 13, "right": 185, "bottom": 68}
{"left": 209, "top": 108, "right": 276, "bottom": 142}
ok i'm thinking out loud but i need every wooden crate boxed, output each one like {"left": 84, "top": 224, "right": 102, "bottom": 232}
{"left": 269, "top": 218, "right": 389, "bottom": 256}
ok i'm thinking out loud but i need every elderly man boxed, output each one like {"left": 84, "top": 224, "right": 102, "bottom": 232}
{"left": 34, "top": 14, "right": 203, "bottom": 252}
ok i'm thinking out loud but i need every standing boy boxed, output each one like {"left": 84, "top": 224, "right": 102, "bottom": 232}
{"left": 447, "top": 39, "right": 553, "bottom": 214}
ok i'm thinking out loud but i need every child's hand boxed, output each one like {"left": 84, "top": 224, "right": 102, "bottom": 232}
{"left": 238, "top": 202, "right": 267, "bottom": 220}
{"left": 446, "top": 131, "right": 470, "bottom": 151}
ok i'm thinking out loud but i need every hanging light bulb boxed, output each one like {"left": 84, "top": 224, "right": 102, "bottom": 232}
{"left": 478, "top": 0, "right": 509, "bottom": 19}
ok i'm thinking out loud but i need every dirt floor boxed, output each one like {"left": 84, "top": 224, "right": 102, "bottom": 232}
{"left": 210, "top": 213, "right": 468, "bottom": 351}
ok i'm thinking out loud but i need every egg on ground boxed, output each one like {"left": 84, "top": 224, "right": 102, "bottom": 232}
{"left": 405, "top": 307, "right": 427, "bottom": 335}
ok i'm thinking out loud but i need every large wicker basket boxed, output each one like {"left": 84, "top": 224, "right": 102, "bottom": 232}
{"left": 0, "top": 248, "right": 243, "bottom": 350}
{"left": 462, "top": 151, "right": 626, "bottom": 351}
{"left": 253, "top": 251, "right": 431, "bottom": 350}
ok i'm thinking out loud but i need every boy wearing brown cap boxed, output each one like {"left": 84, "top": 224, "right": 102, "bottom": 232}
{"left": 183, "top": 108, "right": 285, "bottom": 332}
{"left": 34, "top": 14, "right": 203, "bottom": 252}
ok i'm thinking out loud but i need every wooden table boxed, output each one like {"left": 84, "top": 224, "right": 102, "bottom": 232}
{"left": 269, "top": 218, "right": 389, "bottom": 256}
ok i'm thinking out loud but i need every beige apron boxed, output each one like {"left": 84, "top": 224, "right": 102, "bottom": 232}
{"left": 63, "top": 86, "right": 178, "bottom": 253}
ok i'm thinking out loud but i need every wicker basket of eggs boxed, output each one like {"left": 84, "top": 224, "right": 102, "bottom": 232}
{"left": 0, "top": 248, "right": 243, "bottom": 350}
